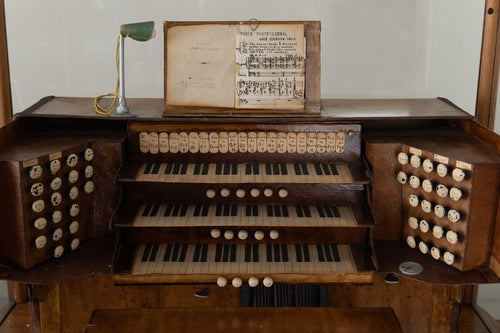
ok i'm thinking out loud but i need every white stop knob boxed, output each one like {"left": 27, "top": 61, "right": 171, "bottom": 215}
{"left": 248, "top": 276, "right": 259, "bottom": 287}
{"left": 263, "top": 276, "right": 274, "bottom": 288}
{"left": 278, "top": 188, "right": 288, "bottom": 198}
{"left": 254, "top": 230, "right": 265, "bottom": 241}
{"left": 269, "top": 230, "right": 279, "bottom": 240}
{"left": 210, "top": 228, "right": 221, "bottom": 239}
{"left": 263, "top": 188, "right": 273, "bottom": 197}
{"left": 236, "top": 188, "right": 246, "bottom": 198}
{"left": 217, "top": 276, "right": 227, "bottom": 287}
{"left": 250, "top": 188, "right": 260, "bottom": 197}
{"left": 238, "top": 230, "right": 248, "bottom": 240}
{"left": 220, "top": 188, "right": 230, "bottom": 197}
{"left": 206, "top": 188, "right": 216, "bottom": 198}
{"left": 224, "top": 230, "right": 234, "bottom": 240}
{"left": 232, "top": 277, "right": 242, "bottom": 288}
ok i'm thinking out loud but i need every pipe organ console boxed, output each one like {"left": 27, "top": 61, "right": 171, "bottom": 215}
{"left": 0, "top": 97, "right": 500, "bottom": 332}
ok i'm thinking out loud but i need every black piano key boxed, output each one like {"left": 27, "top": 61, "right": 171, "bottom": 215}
{"left": 303, "top": 206, "right": 312, "bottom": 218}
{"left": 245, "top": 163, "right": 252, "bottom": 175}
{"left": 178, "top": 244, "right": 188, "bottom": 262}
{"left": 301, "top": 163, "right": 309, "bottom": 175}
{"left": 201, "top": 204, "right": 209, "bottom": 216}
{"left": 152, "top": 163, "right": 161, "bottom": 174}
{"left": 253, "top": 163, "right": 259, "bottom": 175}
{"left": 215, "top": 204, "right": 223, "bottom": 216}
{"left": 324, "top": 205, "right": 333, "bottom": 218}
{"left": 149, "top": 244, "right": 159, "bottom": 262}
{"left": 246, "top": 205, "right": 252, "bottom": 217}
{"left": 180, "top": 205, "right": 188, "bottom": 216}
{"left": 267, "top": 205, "right": 274, "bottom": 217}
{"left": 316, "top": 244, "right": 325, "bottom": 262}
{"left": 303, "top": 245, "right": 311, "bottom": 262}
{"left": 223, "top": 163, "right": 230, "bottom": 175}
{"left": 164, "top": 163, "right": 173, "bottom": 174}
{"left": 253, "top": 244, "right": 259, "bottom": 262}
{"left": 142, "top": 204, "right": 153, "bottom": 217}
{"left": 163, "top": 244, "right": 173, "bottom": 262}
{"left": 215, "top": 244, "right": 223, "bottom": 262}
{"left": 274, "top": 244, "right": 281, "bottom": 262}
{"left": 281, "top": 244, "right": 289, "bottom": 262}
{"left": 329, "top": 163, "right": 339, "bottom": 175}
{"left": 265, "top": 163, "right": 272, "bottom": 175}
{"left": 245, "top": 244, "right": 251, "bottom": 262}
{"left": 141, "top": 244, "right": 152, "bottom": 262}
{"left": 163, "top": 204, "right": 174, "bottom": 217}
{"left": 282, "top": 206, "right": 289, "bottom": 217}
{"left": 295, "top": 244, "right": 303, "bottom": 262}
{"left": 172, "top": 204, "right": 181, "bottom": 217}
{"left": 323, "top": 244, "right": 333, "bottom": 262}
{"left": 321, "top": 163, "right": 331, "bottom": 175}
{"left": 272, "top": 163, "right": 280, "bottom": 175}
{"left": 230, "top": 244, "right": 237, "bottom": 262}
{"left": 193, "top": 163, "right": 201, "bottom": 175}
{"left": 231, "top": 204, "right": 238, "bottom": 216}
{"left": 314, "top": 163, "right": 323, "bottom": 175}
{"left": 171, "top": 244, "right": 180, "bottom": 262}
{"left": 222, "top": 244, "right": 230, "bottom": 262}
{"left": 201, "top": 163, "right": 209, "bottom": 175}
{"left": 223, "top": 204, "right": 230, "bottom": 216}
{"left": 150, "top": 204, "right": 160, "bottom": 217}
{"left": 192, "top": 244, "right": 201, "bottom": 262}
{"left": 266, "top": 243, "right": 273, "bottom": 262}
{"left": 200, "top": 244, "right": 208, "bottom": 262}
{"left": 193, "top": 204, "right": 201, "bottom": 217}
{"left": 172, "top": 162, "right": 181, "bottom": 174}
{"left": 180, "top": 163, "right": 188, "bottom": 175}
{"left": 317, "top": 205, "right": 326, "bottom": 218}
{"left": 215, "top": 162, "right": 223, "bottom": 175}
{"left": 274, "top": 205, "right": 281, "bottom": 217}
{"left": 252, "top": 205, "right": 259, "bottom": 216}
{"left": 231, "top": 163, "right": 238, "bottom": 175}
{"left": 295, "top": 205, "right": 304, "bottom": 218}
{"left": 330, "top": 244, "right": 340, "bottom": 262}
{"left": 293, "top": 163, "right": 302, "bottom": 175}
{"left": 280, "top": 163, "right": 288, "bottom": 175}
{"left": 143, "top": 163, "right": 153, "bottom": 175}
{"left": 331, "top": 206, "right": 340, "bottom": 218}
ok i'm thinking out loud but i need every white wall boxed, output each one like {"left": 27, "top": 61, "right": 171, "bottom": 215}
{"left": 2, "top": 0, "right": 499, "bottom": 321}
{"left": 4, "top": 0, "right": 484, "bottom": 114}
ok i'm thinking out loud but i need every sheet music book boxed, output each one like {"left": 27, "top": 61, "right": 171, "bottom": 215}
{"left": 166, "top": 23, "right": 305, "bottom": 110}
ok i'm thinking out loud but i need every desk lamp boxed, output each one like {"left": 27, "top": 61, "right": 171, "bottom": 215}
{"left": 95, "top": 21, "right": 155, "bottom": 117}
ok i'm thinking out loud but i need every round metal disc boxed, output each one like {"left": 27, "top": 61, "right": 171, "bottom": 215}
{"left": 399, "top": 261, "right": 423, "bottom": 275}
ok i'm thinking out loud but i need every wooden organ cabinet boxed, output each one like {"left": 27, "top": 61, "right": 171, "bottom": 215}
{"left": 0, "top": 97, "right": 500, "bottom": 332}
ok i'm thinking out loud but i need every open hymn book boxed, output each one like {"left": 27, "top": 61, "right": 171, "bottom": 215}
{"left": 165, "top": 22, "right": 307, "bottom": 112}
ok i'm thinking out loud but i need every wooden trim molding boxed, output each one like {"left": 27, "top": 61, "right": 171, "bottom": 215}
{"left": 476, "top": 0, "right": 500, "bottom": 129}
{"left": 0, "top": 0, "right": 12, "bottom": 127}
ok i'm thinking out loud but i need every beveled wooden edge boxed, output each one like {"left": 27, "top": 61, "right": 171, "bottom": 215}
{"left": 113, "top": 272, "right": 374, "bottom": 285}
{"left": 476, "top": 0, "right": 500, "bottom": 129}
{"left": 0, "top": 0, "right": 12, "bottom": 127}
{"left": 163, "top": 21, "right": 320, "bottom": 116}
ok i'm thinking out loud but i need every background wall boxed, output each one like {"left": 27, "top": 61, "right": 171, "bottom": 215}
{"left": 3, "top": 0, "right": 484, "bottom": 115}
{"left": 2, "top": 0, "right": 499, "bottom": 320}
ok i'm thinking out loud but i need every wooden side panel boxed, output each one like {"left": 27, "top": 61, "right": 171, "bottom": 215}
{"left": 364, "top": 141, "right": 402, "bottom": 240}
{"left": 91, "top": 141, "right": 124, "bottom": 238}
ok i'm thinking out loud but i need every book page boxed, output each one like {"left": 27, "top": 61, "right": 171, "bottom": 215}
{"left": 166, "top": 24, "right": 236, "bottom": 108}
{"left": 235, "top": 24, "right": 305, "bottom": 109}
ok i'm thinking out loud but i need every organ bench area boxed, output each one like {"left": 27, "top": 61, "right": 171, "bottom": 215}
{"left": 0, "top": 97, "right": 500, "bottom": 332}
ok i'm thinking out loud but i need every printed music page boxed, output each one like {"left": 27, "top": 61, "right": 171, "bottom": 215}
{"left": 166, "top": 24, "right": 236, "bottom": 108}
{"left": 235, "top": 24, "right": 305, "bottom": 109}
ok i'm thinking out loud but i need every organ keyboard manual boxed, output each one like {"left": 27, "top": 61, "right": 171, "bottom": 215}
{"left": 0, "top": 21, "right": 499, "bottom": 333}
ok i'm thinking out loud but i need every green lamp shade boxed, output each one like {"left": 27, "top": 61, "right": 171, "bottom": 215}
{"left": 120, "top": 21, "right": 155, "bottom": 41}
